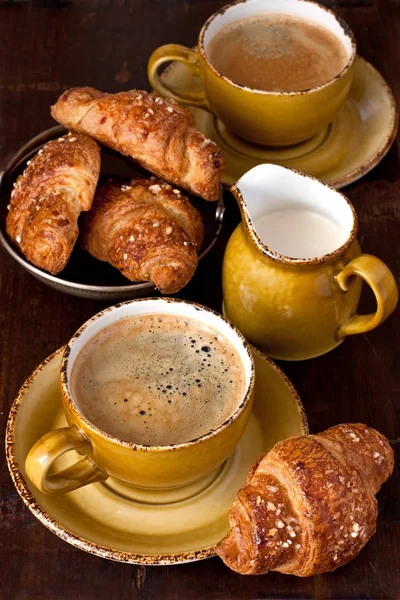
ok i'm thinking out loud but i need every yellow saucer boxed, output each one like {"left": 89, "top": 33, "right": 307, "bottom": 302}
{"left": 6, "top": 347, "right": 307, "bottom": 565}
{"left": 161, "top": 56, "right": 398, "bottom": 188}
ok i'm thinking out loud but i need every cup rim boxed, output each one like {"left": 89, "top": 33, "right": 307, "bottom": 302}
{"left": 60, "top": 297, "right": 255, "bottom": 452}
{"left": 198, "top": 0, "right": 357, "bottom": 97}
{"left": 231, "top": 166, "right": 359, "bottom": 265}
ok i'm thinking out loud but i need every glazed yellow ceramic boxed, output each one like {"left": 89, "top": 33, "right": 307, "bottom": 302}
{"left": 148, "top": 0, "right": 356, "bottom": 146}
{"left": 25, "top": 298, "right": 255, "bottom": 495}
{"left": 159, "top": 56, "right": 398, "bottom": 188}
{"left": 6, "top": 346, "right": 307, "bottom": 564}
{"left": 222, "top": 164, "right": 398, "bottom": 360}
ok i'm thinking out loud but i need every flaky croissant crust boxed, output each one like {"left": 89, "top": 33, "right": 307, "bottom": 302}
{"left": 80, "top": 178, "right": 203, "bottom": 294}
{"left": 51, "top": 87, "right": 223, "bottom": 201}
{"left": 6, "top": 132, "right": 100, "bottom": 274}
{"left": 216, "top": 423, "right": 394, "bottom": 577}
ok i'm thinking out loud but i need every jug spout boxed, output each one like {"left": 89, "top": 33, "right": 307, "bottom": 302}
{"left": 230, "top": 164, "right": 356, "bottom": 261}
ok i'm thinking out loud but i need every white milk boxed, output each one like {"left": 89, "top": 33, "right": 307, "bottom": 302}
{"left": 253, "top": 208, "right": 347, "bottom": 258}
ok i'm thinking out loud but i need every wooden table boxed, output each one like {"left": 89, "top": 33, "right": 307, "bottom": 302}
{"left": 0, "top": 1, "right": 399, "bottom": 598}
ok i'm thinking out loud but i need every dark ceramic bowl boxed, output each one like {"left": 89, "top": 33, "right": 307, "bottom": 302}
{"left": 0, "top": 125, "right": 225, "bottom": 300}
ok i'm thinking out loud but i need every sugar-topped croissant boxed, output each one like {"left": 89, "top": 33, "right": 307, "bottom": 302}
{"left": 51, "top": 87, "right": 223, "bottom": 201}
{"left": 216, "top": 423, "right": 394, "bottom": 577}
{"left": 80, "top": 178, "right": 204, "bottom": 294}
{"left": 6, "top": 132, "right": 100, "bottom": 274}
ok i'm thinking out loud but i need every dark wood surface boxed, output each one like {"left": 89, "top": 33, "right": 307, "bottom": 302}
{"left": 0, "top": 1, "right": 399, "bottom": 598}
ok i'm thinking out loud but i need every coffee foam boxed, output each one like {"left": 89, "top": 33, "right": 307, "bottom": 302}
{"left": 208, "top": 14, "right": 348, "bottom": 92}
{"left": 71, "top": 314, "right": 246, "bottom": 445}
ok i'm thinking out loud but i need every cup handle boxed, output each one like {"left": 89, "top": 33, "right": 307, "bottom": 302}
{"left": 335, "top": 254, "right": 398, "bottom": 339}
{"left": 147, "top": 44, "right": 211, "bottom": 110}
{"left": 25, "top": 425, "right": 108, "bottom": 494}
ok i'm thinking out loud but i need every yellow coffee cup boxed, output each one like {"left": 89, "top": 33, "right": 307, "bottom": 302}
{"left": 148, "top": 0, "right": 356, "bottom": 146}
{"left": 25, "top": 298, "right": 255, "bottom": 496}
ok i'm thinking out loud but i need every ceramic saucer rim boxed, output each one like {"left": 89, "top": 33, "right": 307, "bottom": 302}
{"left": 328, "top": 57, "right": 398, "bottom": 188}
{"left": 161, "top": 55, "right": 398, "bottom": 189}
{"left": 6, "top": 346, "right": 308, "bottom": 565}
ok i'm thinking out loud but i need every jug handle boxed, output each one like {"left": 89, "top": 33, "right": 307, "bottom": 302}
{"left": 335, "top": 254, "right": 398, "bottom": 339}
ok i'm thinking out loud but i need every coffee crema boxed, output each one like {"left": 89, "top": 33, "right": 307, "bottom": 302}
{"left": 207, "top": 14, "right": 348, "bottom": 92}
{"left": 71, "top": 314, "right": 246, "bottom": 445}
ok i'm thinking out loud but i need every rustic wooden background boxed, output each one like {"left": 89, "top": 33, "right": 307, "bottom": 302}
{"left": 0, "top": 1, "right": 399, "bottom": 598}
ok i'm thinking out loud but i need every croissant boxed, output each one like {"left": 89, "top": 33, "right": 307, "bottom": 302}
{"left": 216, "top": 423, "right": 394, "bottom": 577}
{"left": 6, "top": 131, "right": 100, "bottom": 274}
{"left": 51, "top": 87, "right": 223, "bottom": 201}
{"left": 80, "top": 178, "right": 204, "bottom": 294}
